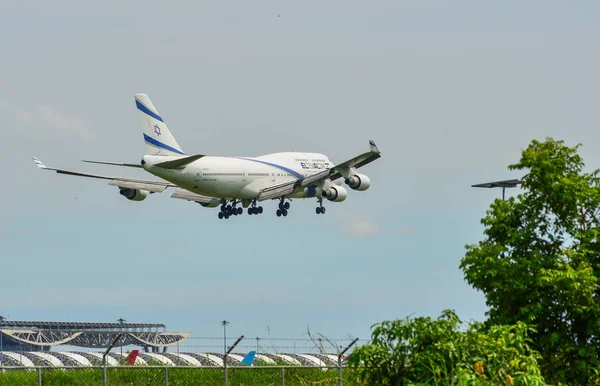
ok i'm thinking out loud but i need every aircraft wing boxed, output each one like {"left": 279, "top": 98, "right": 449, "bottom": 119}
{"left": 327, "top": 140, "right": 381, "bottom": 181}
{"left": 33, "top": 157, "right": 175, "bottom": 193}
{"left": 170, "top": 188, "right": 221, "bottom": 206}
{"left": 257, "top": 140, "right": 381, "bottom": 201}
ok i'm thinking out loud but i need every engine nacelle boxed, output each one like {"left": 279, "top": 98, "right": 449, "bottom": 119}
{"left": 322, "top": 185, "right": 348, "bottom": 202}
{"left": 197, "top": 201, "right": 219, "bottom": 208}
{"left": 119, "top": 188, "right": 149, "bottom": 201}
{"left": 345, "top": 173, "right": 371, "bottom": 191}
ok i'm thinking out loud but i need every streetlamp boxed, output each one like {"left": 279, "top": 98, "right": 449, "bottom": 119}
{"left": 221, "top": 320, "right": 229, "bottom": 386}
{"left": 472, "top": 179, "right": 521, "bottom": 200}
{"left": 117, "top": 318, "right": 126, "bottom": 356}
{"left": 0, "top": 315, "right": 5, "bottom": 366}
{"left": 221, "top": 320, "right": 229, "bottom": 355}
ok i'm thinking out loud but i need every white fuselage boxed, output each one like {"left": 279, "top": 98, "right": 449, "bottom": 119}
{"left": 142, "top": 152, "right": 340, "bottom": 200}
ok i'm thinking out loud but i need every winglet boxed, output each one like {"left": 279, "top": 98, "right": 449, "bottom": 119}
{"left": 369, "top": 140, "right": 380, "bottom": 154}
{"left": 33, "top": 157, "right": 48, "bottom": 169}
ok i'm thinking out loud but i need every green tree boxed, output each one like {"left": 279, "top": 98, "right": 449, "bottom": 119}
{"left": 460, "top": 137, "right": 600, "bottom": 384}
{"left": 347, "top": 310, "right": 544, "bottom": 385}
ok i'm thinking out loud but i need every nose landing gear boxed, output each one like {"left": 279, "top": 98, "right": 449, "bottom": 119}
{"left": 316, "top": 197, "right": 326, "bottom": 215}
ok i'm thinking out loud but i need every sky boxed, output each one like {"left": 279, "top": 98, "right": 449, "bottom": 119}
{"left": 1, "top": 1, "right": 599, "bottom": 353}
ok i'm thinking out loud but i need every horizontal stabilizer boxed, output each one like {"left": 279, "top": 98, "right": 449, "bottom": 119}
{"left": 155, "top": 154, "right": 204, "bottom": 169}
{"left": 83, "top": 160, "right": 143, "bottom": 168}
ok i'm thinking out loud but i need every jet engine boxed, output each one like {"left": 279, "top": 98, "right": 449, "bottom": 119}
{"left": 345, "top": 173, "right": 371, "bottom": 191}
{"left": 119, "top": 188, "right": 149, "bottom": 201}
{"left": 322, "top": 186, "right": 348, "bottom": 202}
{"left": 197, "top": 201, "right": 220, "bottom": 208}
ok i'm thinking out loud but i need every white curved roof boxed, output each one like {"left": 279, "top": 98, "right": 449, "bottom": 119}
{"left": 227, "top": 353, "right": 245, "bottom": 362}
{"left": 204, "top": 354, "right": 224, "bottom": 367}
{"left": 29, "top": 352, "right": 64, "bottom": 367}
{"left": 324, "top": 354, "right": 339, "bottom": 363}
{"left": 255, "top": 354, "right": 276, "bottom": 364}
{"left": 169, "top": 353, "right": 201, "bottom": 366}
{"left": 86, "top": 352, "right": 118, "bottom": 366}
{"left": 296, "top": 354, "right": 326, "bottom": 367}
{"left": 143, "top": 353, "right": 174, "bottom": 366}
{"left": 61, "top": 352, "right": 92, "bottom": 366}
{"left": 2, "top": 352, "right": 35, "bottom": 367}
{"left": 270, "top": 354, "right": 301, "bottom": 365}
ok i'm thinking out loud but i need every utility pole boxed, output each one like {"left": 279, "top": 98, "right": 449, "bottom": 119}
{"left": 255, "top": 337, "right": 260, "bottom": 354}
{"left": 337, "top": 338, "right": 359, "bottom": 386}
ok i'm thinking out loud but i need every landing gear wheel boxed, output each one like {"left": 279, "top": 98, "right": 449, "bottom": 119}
{"left": 237, "top": 207, "right": 243, "bottom": 215}
{"left": 284, "top": 202, "right": 290, "bottom": 210}
{"left": 276, "top": 209, "right": 282, "bottom": 217}
{"left": 282, "top": 209, "right": 288, "bottom": 217}
{"left": 321, "top": 207, "right": 326, "bottom": 214}
{"left": 248, "top": 208, "right": 254, "bottom": 215}
{"left": 224, "top": 213, "right": 230, "bottom": 219}
{"left": 316, "top": 207, "right": 321, "bottom": 214}
{"left": 218, "top": 212, "right": 224, "bottom": 219}
{"left": 258, "top": 206, "right": 263, "bottom": 214}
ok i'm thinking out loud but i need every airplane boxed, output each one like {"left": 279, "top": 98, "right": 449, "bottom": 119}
{"left": 33, "top": 94, "right": 382, "bottom": 219}
{"left": 123, "top": 350, "right": 139, "bottom": 365}
{"left": 239, "top": 351, "right": 256, "bottom": 366}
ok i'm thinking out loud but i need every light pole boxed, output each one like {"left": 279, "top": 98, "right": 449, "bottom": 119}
{"left": 0, "top": 315, "right": 5, "bottom": 366}
{"left": 255, "top": 337, "right": 261, "bottom": 354}
{"left": 221, "top": 320, "right": 229, "bottom": 355}
{"left": 472, "top": 179, "right": 521, "bottom": 200}
{"left": 221, "top": 320, "right": 229, "bottom": 386}
{"left": 117, "top": 318, "right": 126, "bottom": 356}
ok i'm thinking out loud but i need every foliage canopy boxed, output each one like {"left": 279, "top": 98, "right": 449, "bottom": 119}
{"left": 347, "top": 309, "right": 544, "bottom": 385}
{"left": 460, "top": 137, "right": 600, "bottom": 384}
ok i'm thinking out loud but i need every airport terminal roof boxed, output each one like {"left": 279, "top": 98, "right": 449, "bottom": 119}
{"left": 0, "top": 351, "right": 342, "bottom": 368}
{"left": 0, "top": 320, "right": 166, "bottom": 330}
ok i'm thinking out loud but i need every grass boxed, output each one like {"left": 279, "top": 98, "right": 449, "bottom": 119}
{"left": 0, "top": 366, "right": 360, "bottom": 386}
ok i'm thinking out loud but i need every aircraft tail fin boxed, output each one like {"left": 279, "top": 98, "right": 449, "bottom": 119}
{"left": 135, "top": 94, "right": 185, "bottom": 156}
{"left": 240, "top": 351, "right": 256, "bottom": 366}
{"left": 125, "top": 350, "right": 139, "bottom": 365}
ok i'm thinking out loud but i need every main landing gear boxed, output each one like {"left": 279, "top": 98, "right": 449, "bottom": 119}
{"left": 248, "top": 200, "right": 264, "bottom": 215}
{"left": 316, "top": 197, "right": 326, "bottom": 215}
{"left": 276, "top": 198, "right": 291, "bottom": 217}
{"left": 218, "top": 200, "right": 243, "bottom": 219}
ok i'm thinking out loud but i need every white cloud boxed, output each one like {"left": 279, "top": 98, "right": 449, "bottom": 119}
{"left": 0, "top": 101, "right": 34, "bottom": 126}
{"left": 38, "top": 104, "right": 94, "bottom": 139}
{"left": 0, "top": 100, "right": 94, "bottom": 140}
{"left": 344, "top": 219, "right": 382, "bottom": 237}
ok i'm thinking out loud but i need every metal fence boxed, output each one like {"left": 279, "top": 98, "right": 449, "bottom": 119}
{"left": 0, "top": 365, "right": 356, "bottom": 386}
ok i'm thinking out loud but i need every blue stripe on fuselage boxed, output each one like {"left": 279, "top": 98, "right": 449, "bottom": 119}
{"left": 143, "top": 133, "right": 185, "bottom": 154}
{"left": 239, "top": 158, "right": 304, "bottom": 179}
{"left": 136, "top": 100, "right": 164, "bottom": 122}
